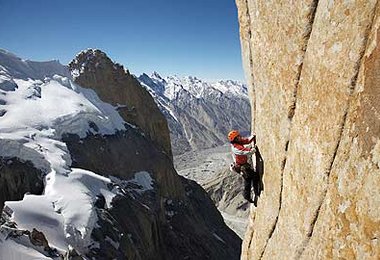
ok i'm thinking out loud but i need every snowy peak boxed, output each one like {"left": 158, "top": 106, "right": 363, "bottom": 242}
{"left": 151, "top": 71, "right": 164, "bottom": 81}
{"left": 71, "top": 48, "right": 109, "bottom": 64}
{"left": 183, "top": 75, "right": 202, "bottom": 85}
{"left": 0, "top": 49, "right": 70, "bottom": 81}
{"left": 0, "top": 50, "right": 126, "bottom": 173}
{"left": 213, "top": 79, "right": 248, "bottom": 97}
{"left": 139, "top": 73, "right": 247, "bottom": 101}
{"left": 69, "top": 48, "right": 124, "bottom": 80}
{"left": 138, "top": 73, "right": 250, "bottom": 155}
{"left": 0, "top": 50, "right": 130, "bottom": 256}
{"left": 139, "top": 72, "right": 166, "bottom": 95}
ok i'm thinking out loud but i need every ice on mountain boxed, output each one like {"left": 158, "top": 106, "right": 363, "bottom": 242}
{"left": 0, "top": 76, "right": 125, "bottom": 136}
{"left": 0, "top": 50, "right": 130, "bottom": 255}
{"left": 158, "top": 100, "right": 179, "bottom": 122}
{"left": 0, "top": 138, "right": 52, "bottom": 173}
{"left": 71, "top": 69, "right": 80, "bottom": 80}
{"left": 5, "top": 168, "right": 119, "bottom": 254}
{"left": 213, "top": 80, "right": 248, "bottom": 97}
{"left": 0, "top": 75, "right": 18, "bottom": 91}
{"left": 52, "top": 74, "right": 70, "bottom": 87}
{"left": 109, "top": 171, "right": 154, "bottom": 196}
{"left": 0, "top": 49, "right": 70, "bottom": 81}
{"left": 0, "top": 51, "right": 126, "bottom": 173}
{"left": 139, "top": 73, "right": 247, "bottom": 102}
{"left": 129, "top": 171, "right": 154, "bottom": 192}
{"left": 140, "top": 73, "right": 166, "bottom": 94}
{"left": 6, "top": 194, "right": 68, "bottom": 251}
{"left": 151, "top": 71, "right": 163, "bottom": 80}
{"left": 0, "top": 237, "right": 53, "bottom": 260}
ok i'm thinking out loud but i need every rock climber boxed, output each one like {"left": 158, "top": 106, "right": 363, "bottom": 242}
{"left": 228, "top": 130, "right": 260, "bottom": 206}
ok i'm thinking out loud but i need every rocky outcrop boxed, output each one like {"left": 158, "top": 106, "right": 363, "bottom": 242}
{"left": 0, "top": 224, "right": 62, "bottom": 259}
{"left": 63, "top": 129, "right": 182, "bottom": 198}
{"left": 236, "top": 0, "right": 380, "bottom": 259}
{"left": 0, "top": 158, "right": 44, "bottom": 211}
{"left": 69, "top": 49, "right": 172, "bottom": 158}
{"left": 204, "top": 169, "right": 248, "bottom": 217}
{"left": 0, "top": 159, "right": 57, "bottom": 258}
{"left": 203, "top": 169, "right": 249, "bottom": 237}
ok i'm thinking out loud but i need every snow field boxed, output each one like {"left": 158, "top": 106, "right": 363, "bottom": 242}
{"left": 0, "top": 52, "right": 155, "bottom": 257}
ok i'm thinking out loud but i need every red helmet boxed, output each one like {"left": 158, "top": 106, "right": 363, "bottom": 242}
{"left": 228, "top": 130, "right": 240, "bottom": 142}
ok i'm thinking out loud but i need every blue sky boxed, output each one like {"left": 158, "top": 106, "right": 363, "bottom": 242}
{"left": 0, "top": 0, "right": 245, "bottom": 81}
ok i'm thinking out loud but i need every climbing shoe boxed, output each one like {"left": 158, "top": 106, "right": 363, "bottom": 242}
{"left": 245, "top": 197, "right": 254, "bottom": 204}
{"left": 253, "top": 195, "right": 258, "bottom": 207}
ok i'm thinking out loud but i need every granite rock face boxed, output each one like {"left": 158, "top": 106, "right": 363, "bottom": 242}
{"left": 236, "top": 0, "right": 380, "bottom": 259}
{"left": 69, "top": 49, "right": 172, "bottom": 158}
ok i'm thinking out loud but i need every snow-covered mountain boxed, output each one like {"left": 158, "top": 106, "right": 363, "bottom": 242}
{"left": 0, "top": 49, "right": 241, "bottom": 259}
{"left": 138, "top": 72, "right": 251, "bottom": 155}
{"left": 0, "top": 49, "right": 127, "bottom": 257}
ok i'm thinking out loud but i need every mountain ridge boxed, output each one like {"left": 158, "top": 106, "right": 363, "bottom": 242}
{"left": 139, "top": 72, "right": 251, "bottom": 155}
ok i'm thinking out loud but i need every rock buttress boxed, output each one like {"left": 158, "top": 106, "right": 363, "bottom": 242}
{"left": 69, "top": 49, "right": 172, "bottom": 159}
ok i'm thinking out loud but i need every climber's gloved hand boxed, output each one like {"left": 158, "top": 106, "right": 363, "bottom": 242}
{"left": 249, "top": 133, "right": 256, "bottom": 141}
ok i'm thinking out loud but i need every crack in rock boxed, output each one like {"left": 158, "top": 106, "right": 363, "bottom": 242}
{"left": 258, "top": 1, "right": 320, "bottom": 259}
{"left": 244, "top": 0, "right": 256, "bottom": 130}
{"left": 296, "top": 2, "right": 380, "bottom": 258}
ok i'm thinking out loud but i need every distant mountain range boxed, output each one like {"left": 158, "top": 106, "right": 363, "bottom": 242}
{"left": 138, "top": 72, "right": 251, "bottom": 155}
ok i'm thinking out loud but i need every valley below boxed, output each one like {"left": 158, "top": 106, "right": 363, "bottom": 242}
{"left": 174, "top": 145, "right": 250, "bottom": 238}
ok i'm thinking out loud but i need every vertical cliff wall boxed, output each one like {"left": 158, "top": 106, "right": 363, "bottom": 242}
{"left": 236, "top": 0, "right": 380, "bottom": 259}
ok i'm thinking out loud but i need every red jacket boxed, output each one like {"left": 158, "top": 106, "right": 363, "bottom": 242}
{"left": 230, "top": 136, "right": 255, "bottom": 165}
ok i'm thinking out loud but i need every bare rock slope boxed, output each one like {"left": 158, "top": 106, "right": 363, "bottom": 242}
{"left": 236, "top": 0, "right": 380, "bottom": 259}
